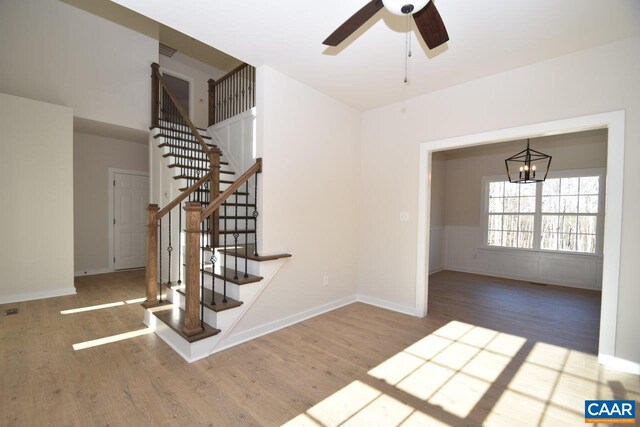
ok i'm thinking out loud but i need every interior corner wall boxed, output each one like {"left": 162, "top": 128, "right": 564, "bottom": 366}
{"left": 0, "top": 0, "right": 159, "bottom": 131}
{"left": 429, "top": 153, "right": 447, "bottom": 274}
{"left": 159, "top": 52, "right": 227, "bottom": 129}
{"left": 359, "top": 35, "right": 640, "bottom": 364}
{"left": 73, "top": 132, "right": 149, "bottom": 275}
{"left": 228, "top": 66, "right": 361, "bottom": 336}
{"left": 0, "top": 93, "right": 74, "bottom": 303}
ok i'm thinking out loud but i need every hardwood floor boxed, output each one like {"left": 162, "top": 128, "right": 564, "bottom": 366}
{"left": 0, "top": 270, "right": 637, "bottom": 426}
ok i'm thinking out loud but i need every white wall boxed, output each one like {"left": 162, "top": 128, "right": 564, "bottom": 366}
{"left": 429, "top": 153, "right": 447, "bottom": 273}
{"left": 359, "top": 36, "right": 640, "bottom": 364}
{"left": 159, "top": 52, "right": 227, "bottom": 129}
{"left": 210, "top": 108, "right": 256, "bottom": 175}
{"left": 0, "top": 93, "right": 74, "bottom": 303}
{"left": 228, "top": 66, "right": 361, "bottom": 335}
{"left": 0, "top": 0, "right": 158, "bottom": 131}
{"left": 73, "top": 132, "right": 149, "bottom": 275}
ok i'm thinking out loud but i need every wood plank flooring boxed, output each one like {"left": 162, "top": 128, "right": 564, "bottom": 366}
{"left": 0, "top": 270, "right": 637, "bottom": 426}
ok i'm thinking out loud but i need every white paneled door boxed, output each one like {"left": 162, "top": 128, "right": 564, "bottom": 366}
{"left": 114, "top": 173, "right": 149, "bottom": 270}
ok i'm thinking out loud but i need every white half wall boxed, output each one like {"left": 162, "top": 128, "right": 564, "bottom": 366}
{"left": 228, "top": 66, "right": 361, "bottom": 336}
{"left": 73, "top": 132, "right": 149, "bottom": 275}
{"left": 0, "top": 0, "right": 158, "bottom": 131}
{"left": 359, "top": 36, "right": 640, "bottom": 364}
{"left": 443, "top": 226, "right": 603, "bottom": 290}
{"left": 210, "top": 108, "right": 256, "bottom": 175}
{"left": 0, "top": 93, "right": 74, "bottom": 303}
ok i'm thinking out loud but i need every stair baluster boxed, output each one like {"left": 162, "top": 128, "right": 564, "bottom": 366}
{"left": 210, "top": 252, "right": 216, "bottom": 306}
{"left": 159, "top": 217, "right": 163, "bottom": 302}
{"left": 253, "top": 172, "right": 259, "bottom": 257}
{"left": 167, "top": 210, "right": 172, "bottom": 285}
{"left": 244, "top": 180, "right": 249, "bottom": 278}
{"left": 223, "top": 200, "right": 228, "bottom": 303}
{"left": 233, "top": 191, "right": 239, "bottom": 280}
{"left": 178, "top": 202, "right": 182, "bottom": 286}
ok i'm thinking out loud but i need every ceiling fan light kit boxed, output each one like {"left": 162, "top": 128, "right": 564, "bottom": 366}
{"left": 382, "top": 0, "right": 429, "bottom": 16}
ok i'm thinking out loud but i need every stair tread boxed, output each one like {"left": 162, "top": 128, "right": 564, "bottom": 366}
{"left": 168, "top": 164, "right": 235, "bottom": 174}
{"left": 180, "top": 265, "right": 263, "bottom": 285}
{"left": 175, "top": 176, "right": 234, "bottom": 184}
{"left": 158, "top": 142, "right": 217, "bottom": 152}
{"left": 213, "top": 245, "right": 292, "bottom": 262}
{"left": 151, "top": 305, "right": 220, "bottom": 343}
{"left": 163, "top": 153, "right": 229, "bottom": 165}
{"left": 200, "top": 201, "right": 255, "bottom": 206}
{"left": 201, "top": 229, "right": 255, "bottom": 234}
{"left": 174, "top": 175, "right": 234, "bottom": 184}
{"left": 175, "top": 287, "right": 243, "bottom": 312}
{"left": 154, "top": 132, "right": 212, "bottom": 141}
{"left": 181, "top": 188, "right": 250, "bottom": 196}
{"left": 151, "top": 125, "right": 211, "bottom": 138}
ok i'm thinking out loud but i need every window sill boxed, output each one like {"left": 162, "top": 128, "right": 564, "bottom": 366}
{"left": 478, "top": 245, "right": 603, "bottom": 259}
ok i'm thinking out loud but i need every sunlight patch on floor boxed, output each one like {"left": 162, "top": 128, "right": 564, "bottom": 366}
{"left": 282, "top": 321, "right": 640, "bottom": 426}
{"left": 72, "top": 327, "right": 153, "bottom": 350}
{"left": 60, "top": 296, "right": 147, "bottom": 314}
{"left": 61, "top": 301, "right": 125, "bottom": 314}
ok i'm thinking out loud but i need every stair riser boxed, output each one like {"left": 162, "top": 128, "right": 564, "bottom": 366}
{"left": 169, "top": 283, "right": 258, "bottom": 326}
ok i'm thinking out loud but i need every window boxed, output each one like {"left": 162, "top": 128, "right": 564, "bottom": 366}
{"left": 487, "top": 181, "right": 536, "bottom": 248}
{"left": 484, "top": 170, "right": 603, "bottom": 254}
{"left": 540, "top": 176, "right": 600, "bottom": 253}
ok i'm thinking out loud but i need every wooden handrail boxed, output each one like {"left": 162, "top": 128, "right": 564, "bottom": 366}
{"left": 201, "top": 158, "right": 262, "bottom": 221}
{"left": 152, "top": 64, "right": 219, "bottom": 157}
{"left": 157, "top": 171, "right": 212, "bottom": 219}
{"left": 212, "top": 62, "right": 250, "bottom": 88}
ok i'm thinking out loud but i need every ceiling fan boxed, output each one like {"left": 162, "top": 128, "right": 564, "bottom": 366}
{"left": 323, "top": 0, "right": 449, "bottom": 49}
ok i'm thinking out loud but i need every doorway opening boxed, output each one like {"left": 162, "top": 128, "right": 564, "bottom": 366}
{"left": 415, "top": 111, "right": 625, "bottom": 370}
{"left": 160, "top": 69, "right": 193, "bottom": 121}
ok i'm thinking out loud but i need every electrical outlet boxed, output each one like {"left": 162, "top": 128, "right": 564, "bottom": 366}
{"left": 400, "top": 211, "right": 410, "bottom": 222}
{"left": 323, "top": 275, "right": 329, "bottom": 287}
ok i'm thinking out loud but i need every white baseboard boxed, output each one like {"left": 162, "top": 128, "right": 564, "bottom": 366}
{"left": 357, "top": 294, "right": 417, "bottom": 316}
{"left": 599, "top": 354, "right": 640, "bottom": 375}
{"left": 0, "top": 287, "right": 77, "bottom": 305}
{"left": 214, "top": 295, "right": 358, "bottom": 354}
{"left": 74, "top": 268, "right": 113, "bottom": 277}
{"left": 429, "top": 266, "right": 444, "bottom": 275}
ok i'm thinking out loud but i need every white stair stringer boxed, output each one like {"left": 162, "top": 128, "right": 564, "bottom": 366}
{"left": 143, "top": 256, "right": 289, "bottom": 363}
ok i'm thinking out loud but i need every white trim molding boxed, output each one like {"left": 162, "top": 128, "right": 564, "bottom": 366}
{"left": 416, "top": 110, "right": 625, "bottom": 370}
{"left": 211, "top": 295, "right": 358, "bottom": 356}
{"left": 0, "top": 287, "right": 76, "bottom": 305}
{"left": 357, "top": 294, "right": 417, "bottom": 316}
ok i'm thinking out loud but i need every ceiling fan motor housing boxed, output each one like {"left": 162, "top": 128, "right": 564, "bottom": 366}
{"left": 382, "top": 0, "right": 430, "bottom": 15}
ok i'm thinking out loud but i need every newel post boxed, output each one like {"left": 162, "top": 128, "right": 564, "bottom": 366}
{"left": 208, "top": 78, "right": 216, "bottom": 127}
{"left": 208, "top": 148, "right": 221, "bottom": 248}
{"left": 151, "top": 62, "right": 160, "bottom": 128}
{"left": 143, "top": 204, "right": 160, "bottom": 307}
{"left": 183, "top": 202, "right": 203, "bottom": 336}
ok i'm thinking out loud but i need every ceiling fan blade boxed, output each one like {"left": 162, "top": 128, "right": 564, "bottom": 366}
{"left": 413, "top": 1, "right": 449, "bottom": 49}
{"left": 323, "top": 0, "right": 384, "bottom": 46}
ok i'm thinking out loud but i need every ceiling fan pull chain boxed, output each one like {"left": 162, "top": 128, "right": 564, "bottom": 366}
{"left": 404, "top": 14, "right": 410, "bottom": 83}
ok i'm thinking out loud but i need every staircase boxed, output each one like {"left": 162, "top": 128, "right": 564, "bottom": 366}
{"left": 142, "top": 62, "right": 291, "bottom": 362}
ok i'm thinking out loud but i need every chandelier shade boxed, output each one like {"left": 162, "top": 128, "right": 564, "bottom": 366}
{"left": 505, "top": 139, "right": 552, "bottom": 184}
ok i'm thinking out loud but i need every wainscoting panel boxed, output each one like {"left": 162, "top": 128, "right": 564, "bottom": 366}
{"left": 442, "top": 226, "right": 602, "bottom": 290}
{"left": 429, "top": 226, "right": 444, "bottom": 274}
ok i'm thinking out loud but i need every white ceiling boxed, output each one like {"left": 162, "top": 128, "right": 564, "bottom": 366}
{"left": 110, "top": 0, "right": 640, "bottom": 111}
